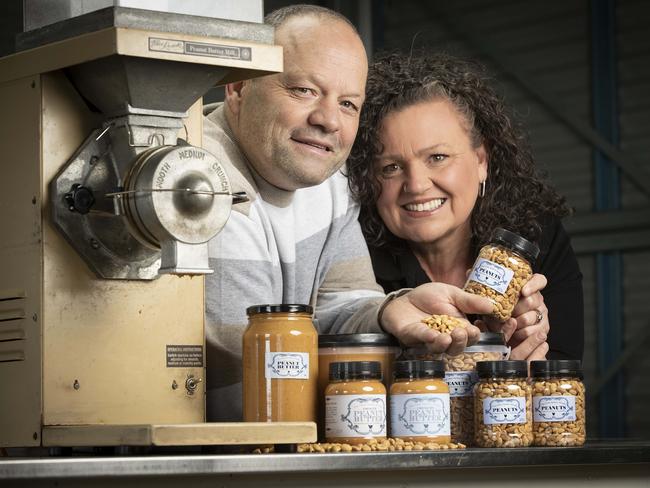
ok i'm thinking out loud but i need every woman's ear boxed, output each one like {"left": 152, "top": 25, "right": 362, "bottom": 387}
{"left": 477, "top": 143, "right": 489, "bottom": 182}
{"left": 224, "top": 81, "right": 246, "bottom": 116}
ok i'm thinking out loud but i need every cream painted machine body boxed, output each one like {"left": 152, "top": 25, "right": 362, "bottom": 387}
{"left": 0, "top": 7, "right": 299, "bottom": 448}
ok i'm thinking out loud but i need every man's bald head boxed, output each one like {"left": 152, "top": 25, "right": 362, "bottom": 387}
{"left": 224, "top": 6, "right": 367, "bottom": 191}
{"left": 264, "top": 4, "right": 358, "bottom": 33}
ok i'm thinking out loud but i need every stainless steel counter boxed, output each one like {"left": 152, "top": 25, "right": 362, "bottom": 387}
{"left": 1, "top": 441, "right": 649, "bottom": 488}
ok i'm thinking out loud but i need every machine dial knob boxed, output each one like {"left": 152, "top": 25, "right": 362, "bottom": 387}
{"left": 64, "top": 184, "right": 95, "bottom": 214}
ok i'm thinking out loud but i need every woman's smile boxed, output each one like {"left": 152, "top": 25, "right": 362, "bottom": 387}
{"left": 403, "top": 198, "right": 447, "bottom": 213}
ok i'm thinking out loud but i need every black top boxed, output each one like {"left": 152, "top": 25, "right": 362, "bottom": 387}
{"left": 246, "top": 304, "right": 313, "bottom": 315}
{"left": 472, "top": 332, "right": 507, "bottom": 347}
{"left": 318, "top": 333, "right": 399, "bottom": 348}
{"left": 369, "top": 217, "right": 584, "bottom": 361}
{"left": 530, "top": 359, "right": 583, "bottom": 379}
{"left": 394, "top": 359, "right": 445, "bottom": 379}
{"left": 329, "top": 360, "right": 382, "bottom": 381}
{"left": 476, "top": 360, "right": 528, "bottom": 378}
{"left": 491, "top": 227, "right": 540, "bottom": 263}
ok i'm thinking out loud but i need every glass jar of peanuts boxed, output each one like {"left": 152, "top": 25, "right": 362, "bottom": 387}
{"left": 464, "top": 228, "right": 540, "bottom": 321}
{"left": 474, "top": 360, "right": 533, "bottom": 447}
{"left": 325, "top": 361, "right": 387, "bottom": 445}
{"left": 444, "top": 332, "right": 510, "bottom": 445}
{"left": 390, "top": 360, "right": 450, "bottom": 443}
{"left": 530, "top": 360, "right": 586, "bottom": 447}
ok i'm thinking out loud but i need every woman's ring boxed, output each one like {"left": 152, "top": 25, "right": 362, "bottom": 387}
{"left": 534, "top": 309, "right": 544, "bottom": 324}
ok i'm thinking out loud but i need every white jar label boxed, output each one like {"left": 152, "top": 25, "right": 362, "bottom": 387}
{"left": 390, "top": 393, "right": 450, "bottom": 437}
{"left": 325, "top": 394, "right": 386, "bottom": 438}
{"left": 265, "top": 352, "right": 309, "bottom": 379}
{"left": 482, "top": 396, "right": 527, "bottom": 424}
{"left": 468, "top": 258, "right": 514, "bottom": 294}
{"left": 533, "top": 395, "right": 577, "bottom": 422}
{"left": 445, "top": 371, "right": 478, "bottom": 397}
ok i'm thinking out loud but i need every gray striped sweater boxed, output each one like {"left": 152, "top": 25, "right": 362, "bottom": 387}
{"left": 202, "top": 105, "right": 385, "bottom": 421}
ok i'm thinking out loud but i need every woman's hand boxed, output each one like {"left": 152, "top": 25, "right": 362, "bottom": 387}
{"left": 379, "top": 283, "right": 494, "bottom": 356}
{"left": 500, "top": 273, "right": 550, "bottom": 360}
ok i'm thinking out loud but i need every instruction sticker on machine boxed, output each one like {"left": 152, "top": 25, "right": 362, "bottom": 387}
{"left": 149, "top": 37, "right": 252, "bottom": 61}
{"left": 166, "top": 345, "right": 204, "bottom": 367}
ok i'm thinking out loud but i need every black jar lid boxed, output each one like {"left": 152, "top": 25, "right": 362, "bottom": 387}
{"left": 329, "top": 360, "right": 382, "bottom": 381}
{"left": 491, "top": 228, "right": 540, "bottom": 262}
{"left": 394, "top": 360, "right": 445, "bottom": 380}
{"left": 476, "top": 360, "right": 528, "bottom": 378}
{"left": 530, "top": 360, "right": 583, "bottom": 379}
{"left": 319, "top": 333, "right": 399, "bottom": 348}
{"left": 246, "top": 304, "right": 313, "bottom": 315}
{"left": 476, "top": 332, "right": 506, "bottom": 346}
{"left": 464, "top": 332, "right": 508, "bottom": 353}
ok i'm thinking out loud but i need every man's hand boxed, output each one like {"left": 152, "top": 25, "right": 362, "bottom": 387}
{"left": 481, "top": 273, "right": 550, "bottom": 360}
{"left": 379, "top": 283, "right": 494, "bottom": 356}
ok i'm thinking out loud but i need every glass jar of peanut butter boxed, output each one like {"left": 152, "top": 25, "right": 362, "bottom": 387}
{"left": 464, "top": 228, "right": 540, "bottom": 321}
{"left": 317, "top": 333, "right": 399, "bottom": 440}
{"left": 242, "top": 304, "right": 317, "bottom": 423}
{"left": 390, "top": 360, "right": 450, "bottom": 443}
{"left": 444, "top": 332, "right": 510, "bottom": 445}
{"left": 531, "top": 360, "right": 586, "bottom": 447}
{"left": 324, "top": 361, "right": 386, "bottom": 445}
{"left": 474, "top": 360, "right": 533, "bottom": 448}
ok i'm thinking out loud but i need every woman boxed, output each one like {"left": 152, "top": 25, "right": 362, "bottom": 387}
{"left": 347, "top": 52, "right": 583, "bottom": 360}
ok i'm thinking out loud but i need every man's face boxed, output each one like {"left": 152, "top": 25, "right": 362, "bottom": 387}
{"left": 227, "top": 16, "right": 368, "bottom": 191}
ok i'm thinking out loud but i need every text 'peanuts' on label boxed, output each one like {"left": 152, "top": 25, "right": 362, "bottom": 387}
{"left": 468, "top": 258, "right": 514, "bottom": 295}
{"left": 482, "top": 396, "right": 527, "bottom": 425}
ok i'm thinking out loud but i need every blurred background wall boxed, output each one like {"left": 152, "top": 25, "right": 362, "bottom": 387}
{"left": 263, "top": 0, "right": 650, "bottom": 441}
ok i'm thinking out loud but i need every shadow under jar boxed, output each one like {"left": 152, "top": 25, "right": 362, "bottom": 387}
{"left": 474, "top": 360, "right": 533, "bottom": 448}
{"left": 242, "top": 304, "right": 317, "bottom": 422}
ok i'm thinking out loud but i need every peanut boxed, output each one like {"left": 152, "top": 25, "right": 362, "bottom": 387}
{"left": 444, "top": 351, "right": 503, "bottom": 446}
{"left": 465, "top": 244, "right": 533, "bottom": 321}
{"left": 532, "top": 378, "right": 586, "bottom": 447}
{"left": 295, "top": 438, "right": 466, "bottom": 453}
{"left": 474, "top": 378, "right": 533, "bottom": 448}
{"left": 251, "top": 438, "right": 466, "bottom": 454}
{"left": 421, "top": 314, "right": 467, "bottom": 334}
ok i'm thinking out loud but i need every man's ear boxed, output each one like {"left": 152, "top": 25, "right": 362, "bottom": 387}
{"left": 224, "top": 81, "right": 246, "bottom": 116}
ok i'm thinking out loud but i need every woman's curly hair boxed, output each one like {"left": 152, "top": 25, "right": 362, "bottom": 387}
{"left": 347, "top": 51, "right": 570, "bottom": 254}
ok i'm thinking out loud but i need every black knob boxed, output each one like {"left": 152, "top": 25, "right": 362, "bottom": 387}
{"left": 64, "top": 184, "right": 95, "bottom": 214}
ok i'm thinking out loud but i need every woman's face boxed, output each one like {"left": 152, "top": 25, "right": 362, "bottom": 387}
{"left": 374, "top": 99, "right": 488, "bottom": 247}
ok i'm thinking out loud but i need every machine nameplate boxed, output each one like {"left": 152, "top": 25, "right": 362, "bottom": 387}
{"left": 149, "top": 37, "right": 252, "bottom": 61}
{"left": 166, "top": 345, "right": 204, "bottom": 367}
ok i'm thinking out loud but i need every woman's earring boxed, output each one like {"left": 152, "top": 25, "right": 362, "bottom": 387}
{"left": 479, "top": 180, "right": 486, "bottom": 198}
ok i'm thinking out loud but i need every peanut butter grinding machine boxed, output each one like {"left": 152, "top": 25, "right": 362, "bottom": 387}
{"left": 0, "top": 3, "right": 315, "bottom": 448}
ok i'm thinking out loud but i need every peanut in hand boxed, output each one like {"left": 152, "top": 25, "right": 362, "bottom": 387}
{"left": 421, "top": 314, "right": 467, "bottom": 334}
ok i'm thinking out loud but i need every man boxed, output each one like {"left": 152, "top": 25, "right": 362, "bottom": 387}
{"left": 202, "top": 5, "right": 495, "bottom": 421}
